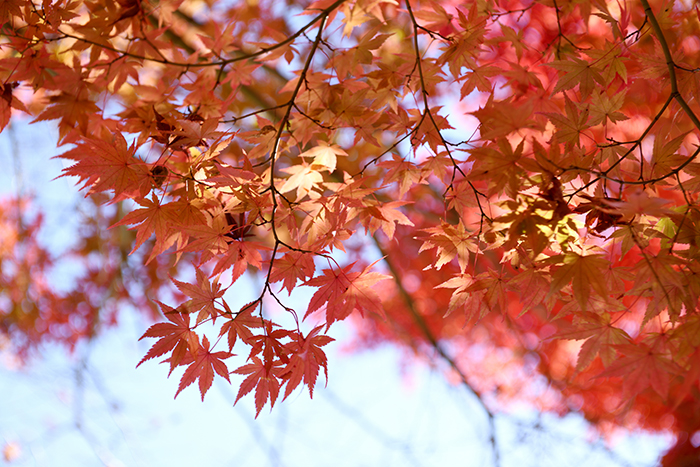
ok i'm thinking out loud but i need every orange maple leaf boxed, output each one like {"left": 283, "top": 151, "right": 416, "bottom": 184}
{"left": 549, "top": 252, "right": 611, "bottom": 310}
{"left": 420, "top": 222, "right": 478, "bottom": 273}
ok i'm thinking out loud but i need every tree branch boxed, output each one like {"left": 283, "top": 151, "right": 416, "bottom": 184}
{"left": 373, "top": 237, "right": 501, "bottom": 467}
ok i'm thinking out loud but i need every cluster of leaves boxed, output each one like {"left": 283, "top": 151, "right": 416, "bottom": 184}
{"left": 2, "top": 0, "right": 700, "bottom": 462}
{"left": 0, "top": 192, "right": 171, "bottom": 355}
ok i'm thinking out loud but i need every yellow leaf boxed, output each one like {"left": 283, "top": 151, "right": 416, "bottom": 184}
{"left": 304, "top": 142, "right": 347, "bottom": 173}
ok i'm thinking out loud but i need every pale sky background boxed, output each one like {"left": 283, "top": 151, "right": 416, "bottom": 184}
{"left": 0, "top": 118, "right": 673, "bottom": 467}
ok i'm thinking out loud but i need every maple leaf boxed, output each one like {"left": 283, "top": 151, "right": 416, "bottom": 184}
{"left": 470, "top": 96, "right": 539, "bottom": 141}
{"left": 548, "top": 252, "right": 610, "bottom": 310}
{"left": 548, "top": 57, "right": 605, "bottom": 98}
{"left": 174, "top": 336, "right": 233, "bottom": 401}
{"left": 279, "top": 163, "right": 323, "bottom": 200}
{"left": 57, "top": 133, "right": 151, "bottom": 200}
{"left": 673, "top": 347, "right": 700, "bottom": 409}
{"left": 597, "top": 343, "right": 683, "bottom": 400}
{"left": 304, "top": 142, "right": 347, "bottom": 172}
{"left": 628, "top": 249, "right": 686, "bottom": 325}
{"left": 648, "top": 133, "right": 689, "bottom": 179}
{"left": 551, "top": 312, "right": 631, "bottom": 371}
{"left": 541, "top": 95, "right": 591, "bottom": 146}
{"left": 34, "top": 92, "right": 101, "bottom": 142}
{"left": 304, "top": 261, "right": 390, "bottom": 327}
{"left": 435, "top": 274, "right": 472, "bottom": 316}
{"left": 460, "top": 65, "right": 499, "bottom": 97}
{"left": 219, "top": 302, "right": 264, "bottom": 351}
{"left": 248, "top": 321, "right": 293, "bottom": 372}
{"left": 603, "top": 190, "right": 673, "bottom": 221}
{"left": 281, "top": 325, "right": 334, "bottom": 400}
{"left": 170, "top": 269, "right": 226, "bottom": 324}
{"left": 499, "top": 24, "right": 528, "bottom": 61}
{"left": 420, "top": 222, "right": 478, "bottom": 273}
{"left": 436, "top": 274, "right": 492, "bottom": 322}
{"left": 466, "top": 270, "right": 509, "bottom": 314}
{"left": 502, "top": 62, "right": 543, "bottom": 98}
{"left": 506, "top": 268, "right": 550, "bottom": 316}
{"left": 181, "top": 215, "right": 233, "bottom": 258}
{"left": 211, "top": 241, "right": 245, "bottom": 278}
{"left": 112, "top": 194, "right": 179, "bottom": 256}
{"left": 137, "top": 303, "right": 199, "bottom": 375}
{"left": 0, "top": 82, "right": 28, "bottom": 132}
{"left": 377, "top": 154, "right": 428, "bottom": 198}
{"left": 269, "top": 251, "right": 316, "bottom": 294}
{"left": 359, "top": 200, "right": 415, "bottom": 240}
{"left": 233, "top": 357, "right": 284, "bottom": 417}
{"left": 588, "top": 89, "right": 628, "bottom": 126}
{"left": 467, "top": 137, "right": 526, "bottom": 197}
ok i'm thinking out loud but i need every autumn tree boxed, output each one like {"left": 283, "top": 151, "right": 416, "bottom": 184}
{"left": 2, "top": 0, "right": 700, "bottom": 464}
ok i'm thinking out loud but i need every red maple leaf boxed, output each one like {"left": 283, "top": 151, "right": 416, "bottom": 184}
{"left": 304, "top": 261, "right": 389, "bottom": 327}
{"left": 280, "top": 325, "right": 334, "bottom": 400}
{"left": 170, "top": 268, "right": 226, "bottom": 324}
{"left": 137, "top": 303, "right": 199, "bottom": 375}
{"left": 112, "top": 194, "right": 180, "bottom": 256}
{"left": 218, "top": 302, "right": 263, "bottom": 350}
{"left": 551, "top": 312, "right": 631, "bottom": 371}
{"left": 57, "top": 133, "right": 151, "bottom": 200}
{"left": 269, "top": 251, "right": 316, "bottom": 294}
{"left": 0, "top": 82, "right": 28, "bottom": 132}
{"left": 248, "top": 321, "right": 292, "bottom": 371}
{"left": 233, "top": 357, "right": 284, "bottom": 417}
{"left": 597, "top": 343, "right": 683, "bottom": 400}
{"left": 174, "top": 336, "right": 233, "bottom": 401}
